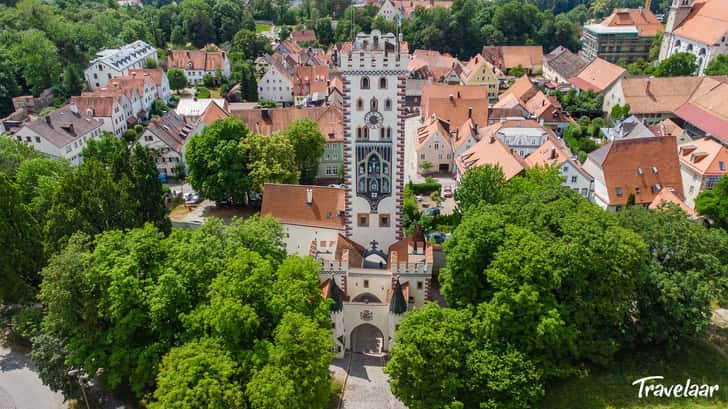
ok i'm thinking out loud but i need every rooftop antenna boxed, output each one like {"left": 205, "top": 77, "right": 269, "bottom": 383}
{"left": 351, "top": 7, "right": 355, "bottom": 43}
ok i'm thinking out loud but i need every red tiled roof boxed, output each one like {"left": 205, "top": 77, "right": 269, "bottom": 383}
{"left": 569, "top": 58, "right": 625, "bottom": 92}
{"left": 261, "top": 184, "right": 345, "bottom": 229}
{"left": 420, "top": 84, "right": 489, "bottom": 127}
{"left": 601, "top": 8, "right": 663, "bottom": 37}
{"left": 672, "top": 0, "right": 728, "bottom": 45}
{"left": 291, "top": 29, "right": 316, "bottom": 43}
{"left": 167, "top": 46, "right": 227, "bottom": 72}
{"left": 231, "top": 105, "right": 344, "bottom": 141}
{"left": 482, "top": 46, "right": 543, "bottom": 71}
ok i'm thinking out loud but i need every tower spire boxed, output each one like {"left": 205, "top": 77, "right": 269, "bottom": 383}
{"left": 389, "top": 275, "right": 407, "bottom": 315}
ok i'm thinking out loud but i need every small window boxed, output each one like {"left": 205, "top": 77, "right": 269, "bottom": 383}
{"left": 356, "top": 98, "right": 363, "bottom": 111}
{"left": 615, "top": 187, "right": 623, "bottom": 196}
{"left": 358, "top": 213, "right": 369, "bottom": 227}
{"left": 35, "top": 136, "right": 40, "bottom": 143}
{"left": 571, "top": 176, "right": 577, "bottom": 183}
{"left": 379, "top": 214, "right": 390, "bottom": 227}
{"left": 361, "top": 76, "right": 370, "bottom": 89}
{"left": 635, "top": 187, "right": 641, "bottom": 194}
{"left": 637, "top": 167, "right": 643, "bottom": 175}
{"left": 370, "top": 97, "right": 378, "bottom": 111}
{"left": 384, "top": 98, "right": 392, "bottom": 111}
{"left": 379, "top": 77, "right": 387, "bottom": 89}
{"left": 331, "top": 322, "right": 336, "bottom": 329}
{"left": 363, "top": 280, "right": 370, "bottom": 288}
{"left": 720, "top": 161, "right": 725, "bottom": 171}
{"left": 652, "top": 166, "right": 658, "bottom": 174}
{"left": 417, "top": 281, "right": 423, "bottom": 290}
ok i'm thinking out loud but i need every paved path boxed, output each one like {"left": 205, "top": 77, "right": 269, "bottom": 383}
{"left": 0, "top": 346, "right": 66, "bottom": 409}
{"left": 340, "top": 353, "right": 406, "bottom": 409}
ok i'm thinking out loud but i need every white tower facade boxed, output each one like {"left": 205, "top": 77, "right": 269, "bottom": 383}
{"left": 339, "top": 31, "right": 410, "bottom": 251}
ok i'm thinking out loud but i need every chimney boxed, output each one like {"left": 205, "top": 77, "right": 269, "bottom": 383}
{"left": 468, "top": 106, "right": 472, "bottom": 119}
{"left": 306, "top": 188, "right": 313, "bottom": 205}
{"left": 457, "top": 91, "right": 461, "bottom": 98}
{"left": 45, "top": 115, "right": 51, "bottom": 126}
{"left": 70, "top": 103, "right": 79, "bottom": 115}
{"left": 645, "top": 76, "right": 654, "bottom": 95}
{"left": 489, "top": 135, "right": 495, "bottom": 144}
{"left": 430, "top": 0, "right": 434, "bottom": 5}
{"left": 448, "top": 94, "right": 454, "bottom": 102}
{"left": 550, "top": 147, "right": 556, "bottom": 159}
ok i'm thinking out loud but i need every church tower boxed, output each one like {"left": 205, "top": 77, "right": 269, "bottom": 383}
{"left": 339, "top": 31, "right": 409, "bottom": 250}
{"left": 660, "top": 0, "right": 695, "bottom": 60}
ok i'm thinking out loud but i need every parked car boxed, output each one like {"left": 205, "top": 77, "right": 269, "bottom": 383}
{"left": 215, "top": 197, "right": 233, "bottom": 207}
{"left": 442, "top": 185, "right": 453, "bottom": 198}
{"left": 423, "top": 207, "right": 440, "bottom": 217}
{"left": 158, "top": 174, "right": 168, "bottom": 184}
{"left": 184, "top": 192, "right": 201, "bottom": 204}
{"left": 426, "top": 232, "right": 450, "bottom": 244}
{"left": 415, "top": 194, "right": 423, "bottom": 202}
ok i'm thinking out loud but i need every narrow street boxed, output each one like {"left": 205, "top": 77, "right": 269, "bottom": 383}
{"left": 335, "top": 352, "right": 407, "bottom": 409}
{"left": 0, "top": 345, "right": 66, "bottom": 409}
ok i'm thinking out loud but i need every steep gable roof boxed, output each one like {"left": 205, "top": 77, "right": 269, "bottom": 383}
{"left": 672, "top": 0, "right": 728, "bottom": 45}
{"left": 25, "top": 105, "right": 103, "bottom": 148}
{"left": 145, "top": 110, "right": 195, "bottom": 151}
{"left": 420, "top": 84, "right": 489, "bottom": 127}
{"left": 601, "top": 8, "right": 663, "bottom": 37}
{"left": 543, "top": 46, "right": 590, "bottom": 80}
{"left": 482, "top": 46, "right": 543, "bottom": 71}
{"left": 456, "top": 131, "right": 525, "bottom": 180}
{"left": 678, "top": 137, "right": 728, "bottom": 177}
{"left": 569, "top": 58, "right": 625, "bottom": 92}
{"left": 261, "top": 184, "right": 345, "bottom": 229}
{"left": 167, "top": 46, "right": 227, "bottom": 72}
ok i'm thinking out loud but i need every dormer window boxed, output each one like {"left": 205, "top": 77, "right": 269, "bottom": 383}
{"left": 652, "top": 166, "right": 658, "bottom": 174}
{"left": 615, "top": 187, "right": 623, "bottom": 197}
{"left": 720, "top": 161, "right": 726, "bottom": 171}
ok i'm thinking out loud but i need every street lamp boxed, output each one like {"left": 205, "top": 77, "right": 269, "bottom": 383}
{"left": 67, "top": 368, "right": 91, "bottom": 409}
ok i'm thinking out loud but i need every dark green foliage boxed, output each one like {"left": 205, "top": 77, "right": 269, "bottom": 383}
{"left": 696, "top": 175, "right": 728, "bottom": 229}
{"left": 408, "top": 178, "right": 442, "bottom": 195}
{"left": 550, "top": 89, "right": 604, "bottom": 115}
{"left": 285, "top": 118, "right": 325, "bottom": 184}
{"left": 705, "top": 54, "right": 728, "bottom": 75}
{"left": 167, "top": 68, "right": 187, "bottom": 92}
{"left": 0, "top": 137, "right": 41, "bottom": 177}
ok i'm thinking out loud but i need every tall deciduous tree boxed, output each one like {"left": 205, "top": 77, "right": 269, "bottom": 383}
{"left": 285, "top": 118, "right": 325, "bottom": 184}
{"left": 12, "top": 29, "right": 61, "bottom": 95}
{"left": 186, "top": 117, "right": 251, "bottom": 202}
{"left": 655, "top": 52, "right": 697, "bottom": 77}
{"left": 243, "top": 133, "right": 299, "bottom": 192}
{"left": 179, "top": 0, "right": 215, "bottom": 47}
{"left": 696, "top": 174, "right": 728, "bottom": 229}
{"left": 454, "top": 164, "right": 506, "bottom": 211}
{"left": 231, "top": 29, "right": 273, "bottom": 61}
{"left": 167, "top": 68, "right": 187, "bottom": 93}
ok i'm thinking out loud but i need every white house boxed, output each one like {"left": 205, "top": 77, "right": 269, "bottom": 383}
{"left": 677, "top": 137, "right": 728, "bottom": 208}
{"left": 525, "top": 138, "right": 594, "bottom": 200}
{"left": 128, "top": 69, "right": 172, "bottom": 103}
{"left": 70, "top": 91, "right": 131, "bottom": 137}
{"left": 137, "top": 110, "right": 196, "bottom": 176}
{"left": 166, "top": 46, "right": 231, "bottom": 85}
{"left": 12, "top": 104, "right": 104, "bottom": 165}
{"left": 258, "top": 60, "right": 294, "bottom": 106}
{"left": 84, "top": 40, "right": 157, "bottom": 89}
{"left": 659, "top": 0, "right": 728, "bottom": 75}
{"left": 377, "top": 0, "right": 401, "bottom": 22}
{"left": 175, "top": 98, "right": 227, "bottom": 120}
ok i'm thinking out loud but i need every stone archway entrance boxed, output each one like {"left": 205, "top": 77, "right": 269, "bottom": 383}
{"left": 350, "top": 323, "right": 384, "bottom": 355}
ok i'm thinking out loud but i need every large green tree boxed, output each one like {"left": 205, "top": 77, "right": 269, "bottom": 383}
{"left": 285, "top": 118, "right": 325, "bottom": 184}
{"left": 243, "top": 133, "right": 299, "bottom": 192}
{"left": 185, "top": 117, "right": 252, "bottom": 202}
{"left": 11, "top": 29, "right": 61, "bottom": 95}
{"left": 454, "top": 164, "right": 506, "bottom": 212}
{"left": 695, "top": 175, "right": 728, "bottom": 229}
{"left": 704, "top": 54, "right": 728, "bottom": 75}
{"left": 655, "top": 52, "right": 697, "bottom": 77}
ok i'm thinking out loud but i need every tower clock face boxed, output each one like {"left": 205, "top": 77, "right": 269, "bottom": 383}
{"left": 364, "top": 111, "right": 384, "bottom": 129}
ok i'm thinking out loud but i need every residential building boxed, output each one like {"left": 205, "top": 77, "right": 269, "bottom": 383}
{"left": 674, "top": 76, "right": 728, "bottom": 144}
{"left": 603, "top": 75, "right": 728, "bottom": 125}
{"left": 231, "top": 105, "right": 345, "bottom": 182}
{"left": 108, "top": 75, "right": 155, "bottom": 119}
{"left": 568, "top": 57, "right": 626, "bottom": 94}
{"left": 70, "top": 91, "right": 131, "bottom": 137}
{"left": 601, "top": 115, "right": 658, "bottom": 140}
{"left": 581, "top": 8, "right": 663, "bottom": 63}
{"left": 649, "top": 118, "right": 690, "bottom": 145}
{"left": 166, "top": 45, "right": 231, "bottom": 85}
{"left": 377, "top": 0, "right": 454, "bottom": 21}
{"left": 11, "top": 104, "right": 104, "bottom": 165}
{"left": 583, "top": 135, "right": 684, "bottom": 210}
{"left": 254, "top": 55, "right": 273, "bottom": 79}
{"left": 404, "top": 79, "right": 430, "bottom": 112}
{"left": 659, "top": 0, "right": 728, "bottom": 75}
{"left": 407, "top": 49, "right": 461, "bottom": 81}
{"left": 678, "top": 137, "right": 728, "bottom": 208}
{"left": 485, "top": 118, "right": 554, "bottom": 158}
{"left": 455, "top": 132, "right": 526, "bottom": 182}
{"left": 262, "top": 31, "right": 433, "bottom": 357}
{"left": 542, "top": 46, "right": 589, "bottom": 84}
{"left": 481, "top": 45, "right": 543, "bottom": 74}
{"left": 458, "top": 54, "right": 501, "bottom": 101}
{"left": 136, "top": 110, "right": 196, "bottom": 176}
{"left": 258, "top": 59, "right": 295, "bottom": 105}
{"left": 128, "top": 69, "right": 172, "bottom": 103}
{"left": 84, "top": 40, "right": 157, "bottom": 88}
{"left": 291, "top": 29, "right": 317, "bottom": 44}
{"left": 495, "top": 75, "right": 571, "bottom": 131}
{"left": 416, "top": 115, "right": 454, "bottom": 174}
{"left": 648, "top": 187, "right": 694, "bottom": 214}
{"left": 420, "top": 84, "right": 489, "bottom": 127}
{"left": 525, "top": 137, "right": 594, "bottom": 199}
{"left": 175, "top": 98, "right": 227, "bottom": 120}
{"left": 293, "top": 65, "right": 329, "bottom": 107}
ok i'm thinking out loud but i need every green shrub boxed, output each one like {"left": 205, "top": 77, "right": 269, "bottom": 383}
{"left": 410, "top": 180, "right": 442, "bottom": 195}
{"left": 195, "top": 87, "right": 211, "bottom": 98}
{"left": 11, "top": 307, "right": 43, "bottom": 341}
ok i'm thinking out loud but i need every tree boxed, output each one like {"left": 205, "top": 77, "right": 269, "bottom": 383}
{"left": 454, "top": 164, "right": 506, "bottom": 211}
{"left": 315, "top": 17, "right": 334, "bottom": 46}
{"left": 655, "top": 52, "right": 697, "bottom": 77}
{"left": 170, "top": 25, "right": 185, "bottom": 46}
{"left": 243, "top": 134, "right": 299, "bottom": 192}
{"left": 610, "top": 103, "right": 631, "bottom": 121}
{"left": 130, "top": 144, "right": 171, "bottom": 232}
{"left": 167, "top": 68, "right": 187, "bottom": 93}
{"left": 0, "top": 173, "right": 42, "bottom": 303}
{"left": 12, "top": 29, "right": 61, "bottom": 95}
{"left": 231, "top": 29, "right": 273, "bottom": 60}
{"left": 285, "top": 118, "right": 325, "bottom": 184}
{"left": 0, "top": 48, "right": 20, "bottom": 116}
{"left": 61, "top": 65, "right": 85, "bottom": 98}
{"left": 151, "top": 98, "right": 167, "bottom": 116}
{"left": 617, "top": 206, "right": 728, "bottom": 348}
{"left": 212, "top": 0, "right": 244, "bottom": 43}
{"left": 179, "top": 0, "right": 215, "bottom": 47}
{"left": 0, "top": 137, "right": 40, "bottom": 177}
{"left": 15, "top": 157, "right": 71, "bottom": 224}
{"left": 695, "top": 175, "right": 728, "bottom": 229}
{"left": 705, "top": 54, "right": 728, "bottom": 75}
{"left": 186, "top": 117, "right": 252, "bottom": 202}
{"left": 418, "top": 160, "right": 433, "bottom": 174}
{"left": 150, "top": 338, "right": 247, "bottom": 409}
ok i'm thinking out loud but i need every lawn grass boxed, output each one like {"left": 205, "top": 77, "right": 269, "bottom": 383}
{"left": 255, "top": 23, "right": 271, "bottom": 33}
{"left": 543, "top": 340, "right": 728, "bottom": 409}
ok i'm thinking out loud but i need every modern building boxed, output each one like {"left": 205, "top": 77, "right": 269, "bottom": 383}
{"left": 677, "top": 137, "right": 728, "bottom": 208}
{"left": 659, "top": 0, "right": 728, "bottom": 75}
{"left": 262, "top": 32, "right": 434, "bottom": 357}
{"left": 84, "top": 40, "right": 157, "bottom": 88}
{"left": 581, "top": 8, "right": 663, "bottom": 64}
{"left": 11, "top": 104, "right": 104, "bottom": 165}
{"left": 166, "top": 45, "right": 231, "bottom": 85}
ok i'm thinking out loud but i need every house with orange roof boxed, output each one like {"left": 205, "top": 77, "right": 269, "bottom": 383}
{"left": 408, "top": 49, "right": 461, "bottom": 82}
{"left": 70, "top": 90, "right": 132, "bottom": 137}
{"left": 136, "top": 110, "right": 197, "bottom": 176}
{"left": 293, "top": 65, "right": 329, "bottom": 107}
{"left": 543, "top": 46, "right": 590, "bottom": 84}
{"left": 108, "top": 75, "right": 156, "bottom": 118}
{"left": 128, "top": 69, "right": 172, "bottom": 103}
{"left": 568, "top": 57, "right": 626, "bottom": 94}
{"left": 166, "top": 45, "right": 231, "bottom": 85}
{"left": 674, "top": 77, "right": 728, "bottom": 144}
{"left": 481, "top": 45, "right": 543, "bottom": 75}
{"left": 583, "top": 134, "right": 684, "bottom": 210}
{"left": 415, "top": 115, "right": 454, "bottom": 174}
{"left": 291, "top": 29, "right": 317, "bottom": 45}
{"left": 525, "top": 137, "right": 594, "bottom": 199}
{"left": 497, "top": 75, "right": 571, "bottom": 131}
{"left": 377, "top": 0, "right": 454, "bottom": 21}
{"left": 582, "top": 8, "right": 663, "bottom": 64}
{"left": 648, "top": 187, "right": 695, "bottom": 214}
{"left": 458, "top": 54, "right": 501, "bottom": 101}
{"left": 258, "top": 58, "right": 295, "bottom": 106}
{"left": 420, "top": 84, "right": 489, "bottom": 127}
{"left": 677, "top": 137, "right": 728, "bottom": 208}
{"left": 455, "top": 132, "right": 526, "bottom": 182}
{"left": 487, "top": 118, "right": 555, "bottom": 158}
{"left": 660, "top": 0, "right": 728, "bottom": 75}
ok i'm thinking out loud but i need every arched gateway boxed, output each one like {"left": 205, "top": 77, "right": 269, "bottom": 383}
{"left": 350, "top": 323, "right": 384, "bottom": 354}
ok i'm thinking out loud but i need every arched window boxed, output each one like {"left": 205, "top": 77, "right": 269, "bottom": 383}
{"left": 370, "top": 97, "right": 378, "bottom": 111}
{"left": 356, "top": 98, "right": 364, "bottom": 111}
{"left": 384, "top": 98, "right": 392, "bottom": 111}
{"left": 379, "top": 77, "right": 387, "bottom": 89}
{"left": 687, "top": 44, "right": 694, "bottom": 52}
{"left": 674, "top": 40, "right": 682, "bottom": 49}
{"left": 361, "top": 77, "right": 370, "bottom": 89}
